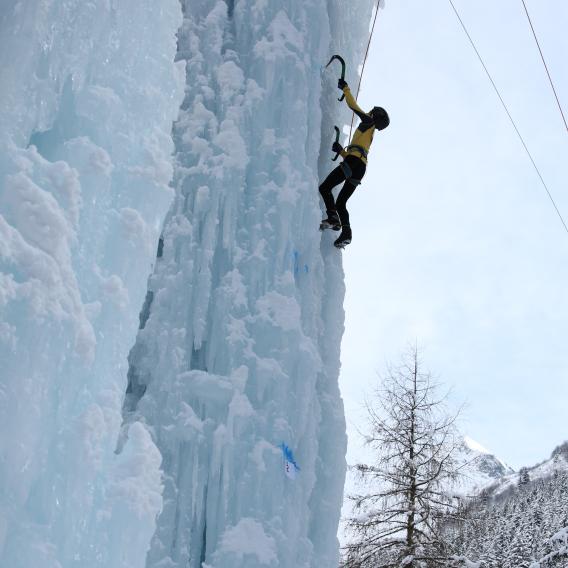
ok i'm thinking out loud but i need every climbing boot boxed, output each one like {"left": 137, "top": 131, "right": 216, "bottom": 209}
{"left": 319, "top": 210, "right": 341, "bottom": 231}
{"left": 334, "top": 224, "right": 352, "bottom": 249}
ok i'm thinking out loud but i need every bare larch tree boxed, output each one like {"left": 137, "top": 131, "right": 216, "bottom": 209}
{"left": 342, "top": 345, "right": 462, "bottom": 568}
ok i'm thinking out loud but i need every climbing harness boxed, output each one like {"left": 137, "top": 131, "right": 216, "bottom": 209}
{"left": 340, "top": 161, "right": 362, "bottom": 186}
{"left": 325, "top": 54, "right": 347, "bottom": 102}
{"left": 345, "top": 144, "right": 368, "bottom": 161}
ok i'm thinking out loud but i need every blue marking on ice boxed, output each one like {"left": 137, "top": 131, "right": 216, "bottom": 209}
{"left": 281, "top": 443, "right": 301, "bottom": 480}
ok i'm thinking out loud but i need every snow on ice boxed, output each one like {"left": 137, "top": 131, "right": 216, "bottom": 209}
{"left": 0, "top": 0, "right": 183, "bottom": 566}
{"left": 1, "top": 0, "right": 376, "bottom": 566}
{"left": 121, "top": 1, "right": 376, "bottom": 566}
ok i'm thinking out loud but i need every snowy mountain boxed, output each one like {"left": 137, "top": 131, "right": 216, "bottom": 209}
{"left": 448, "top": 442, "right": 568, "bottom": 567}
{"left": 1, "top": 0, "right": 377, "bottom": 567}
{"left": 454, "top": 436, "right": 515, "bottom": 496}
{"left": 481, "top": 440, "right": 568, "bottom": 500}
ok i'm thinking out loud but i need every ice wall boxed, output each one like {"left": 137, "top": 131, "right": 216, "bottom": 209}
{"left": 123, "top": 1, "right": 374, "bottom": 567}
{"left": 0, "top": 1, "right": 184, "bottom": 566}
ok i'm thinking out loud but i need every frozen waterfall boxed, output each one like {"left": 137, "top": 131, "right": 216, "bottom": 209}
{"left": 0, "top": 0, "right": 375, "bottom": 566}
{"left": 0, "top": 1, "right": 184, "bottom": 566}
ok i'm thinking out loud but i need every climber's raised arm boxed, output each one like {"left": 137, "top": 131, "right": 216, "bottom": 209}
{"left": 338, "top": 79, "right": 373, "bottom": 124}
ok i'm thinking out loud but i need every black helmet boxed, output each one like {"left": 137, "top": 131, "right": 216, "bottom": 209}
{"left": 370, "top": 106, "right": 389, "bottom": 131}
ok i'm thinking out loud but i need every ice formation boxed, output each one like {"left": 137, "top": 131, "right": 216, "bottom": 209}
{"left": 123, "top": 1, "right": 375, "bottom": 566}
{"left": 0, "top": 1, "right": 183, "bottom": 566}
{"left": 1, "top": 0, "right": 375, "bottom": 566}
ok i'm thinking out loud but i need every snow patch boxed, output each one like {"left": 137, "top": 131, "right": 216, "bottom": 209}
{"left": 464, "top": 436, "right": 491, "bottom": 455}
{"left": 217, "top": 519, "right": 277, "bottom": 565}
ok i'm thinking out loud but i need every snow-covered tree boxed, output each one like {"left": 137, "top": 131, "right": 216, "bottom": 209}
{"left": 342, "top": 345, "right": 462, "bottom": 567}
{"left": 519, "top": 467, "right": 531, "bottom": 486}
{"left": 447, "top": 469, "right": 568, "bottom": 566}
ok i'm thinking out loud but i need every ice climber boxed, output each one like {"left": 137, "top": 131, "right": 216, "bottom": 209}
{"left": 319, "top": 78, "right": 390, "bottom": 248}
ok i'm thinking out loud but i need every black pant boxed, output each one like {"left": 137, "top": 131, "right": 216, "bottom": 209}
{"left": 318, "top": 155, "right": 366, "bottom": 227}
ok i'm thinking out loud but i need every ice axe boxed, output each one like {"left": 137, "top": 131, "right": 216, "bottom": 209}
{"left": 331, "top": 126, "right": 341, "bottom": 161}
{"left": 325, "top": 54, "right": 346, "bottom": 101}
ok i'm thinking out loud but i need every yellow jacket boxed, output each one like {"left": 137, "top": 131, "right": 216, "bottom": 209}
{"left": 340, "top": 86, "right": 375, "bottom": 164}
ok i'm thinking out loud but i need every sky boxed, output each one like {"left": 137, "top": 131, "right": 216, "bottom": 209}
{"left": 338, "top": 0, "right": 568, "bottom": 471}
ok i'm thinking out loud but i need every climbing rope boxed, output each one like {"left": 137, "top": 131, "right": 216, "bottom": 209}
{"left": 448, "top": 0, "right": 568, "bottom": 236}
{"left": 519, "top": 0, "right": 568, "bottom": 133}
{"left": 349, "top": 0, "right": 381, "bottom": 140}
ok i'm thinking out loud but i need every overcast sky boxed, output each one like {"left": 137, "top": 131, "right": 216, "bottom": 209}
{"left": 338, "top": 0, "right": 568, "bottom": 471}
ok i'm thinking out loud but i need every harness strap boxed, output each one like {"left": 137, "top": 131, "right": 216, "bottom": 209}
{"left": 340, "top": 161, "right": 362, "bottom": 186}
{"left": 345, "top": 144, "right": 368, "bottom": 159}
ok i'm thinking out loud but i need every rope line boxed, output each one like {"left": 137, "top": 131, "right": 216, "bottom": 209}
{"left": 448, "top": 0, "right": 568, "bottom": 235}
{"left": 519, "top": 0, "right": 568, "bottom": 133}
{"left": 349, "top": 1, "right": 381, "bottom": 140}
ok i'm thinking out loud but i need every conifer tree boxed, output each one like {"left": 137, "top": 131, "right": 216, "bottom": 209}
{"left": 446, "top": 470, "right": 568, "bottom": 566}
{"left": 342, "top": 345, "right": 462, "bottom": 568}
{"left": 519, "top": 467, "right": 531, "bottom": 486}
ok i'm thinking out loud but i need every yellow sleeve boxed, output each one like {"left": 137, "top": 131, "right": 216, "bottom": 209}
{"left": 340, "top": 148, "right": 348, "bottom": 158}
{"left": 343, "top": 86, "right": 367, "bottom": 117}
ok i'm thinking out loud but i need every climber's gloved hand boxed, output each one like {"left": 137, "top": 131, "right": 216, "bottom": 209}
{"left": 338, "top": 78, "right": 348, "bottom": 90}
{"left": 332, "top": 141, "right": 343, "bottom": 154}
